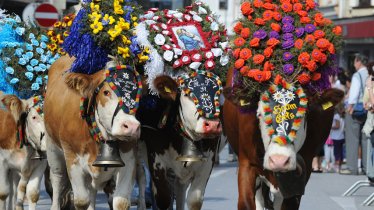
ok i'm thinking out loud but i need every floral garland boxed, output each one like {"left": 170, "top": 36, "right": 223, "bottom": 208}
{"left": 231, "top": 0, "right": 342, "bottom": 100}
{"left": 0, "top": 14, "right": 58, "bottom": 98}
{"left": 136, "top": 1, "right": 229, "bottom": 92}
{"left": 46, "top": 13, "right": 75, "bottom": 56}
{"left": 80, "top": 0, "right": 148, "bottom": 66}
{"left": 261, "top": 77, "right": 307, "bottom": 145}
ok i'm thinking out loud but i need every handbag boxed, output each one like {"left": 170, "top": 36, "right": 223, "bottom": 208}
{"left": 352, "top": 73, "right": 368, "bottom": 119}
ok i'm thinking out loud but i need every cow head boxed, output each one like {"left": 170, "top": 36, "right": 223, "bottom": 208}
{"left": 65, "top": 65, "right": 142, "bottom": 141}
{"left": 257, "top": 84, "right": 344, "bottom": 172}
{"left": 154, "top": 71, "right": 223, "bottom": 140}
{"left": 1, "top": 95, "right": 46, "bottom": 152}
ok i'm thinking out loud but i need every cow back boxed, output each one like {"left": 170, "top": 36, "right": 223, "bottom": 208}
{"left": 0, "top": 109, "right": 18, "bottom": 150}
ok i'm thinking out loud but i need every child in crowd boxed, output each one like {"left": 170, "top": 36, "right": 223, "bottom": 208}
{"left": 331, "top": 103, "right": 345, "bottom": 172}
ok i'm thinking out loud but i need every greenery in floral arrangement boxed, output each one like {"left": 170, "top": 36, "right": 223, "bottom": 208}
{"left": 230, "top": 0, "right": 342, "bottom": 100}
{"left": 141, "top": 1, "right": 230, "bottom": 80}
{"left": 80, "top": 0, "right": 149, "bottom": 66}
{"left": 1, "top": 22, "right": 59, "bottom": 97}
{"left": 46, "top": 13, "right": 75, "bottom": 56}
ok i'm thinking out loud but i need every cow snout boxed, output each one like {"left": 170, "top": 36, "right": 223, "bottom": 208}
{"left": 113, "top": 120, "right": 141, "bottom": 140}
{"left": 268, "top": 154, "right": 291, "bottom": 171}
{"left": 122, "top": 121, "right": 140, "bottom": 136}
{"left": 203, "top": 120, "right": 222, "bottom": 135}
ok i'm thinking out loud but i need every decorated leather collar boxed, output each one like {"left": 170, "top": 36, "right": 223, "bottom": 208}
{"left": 261, "top": 81, "right": 308, "bottom": 145}
{"left": 80, "top": 65, "right": 142, "bottom": 142}
{"left": 178, "top": 70, "right": 222, "bottom": 119}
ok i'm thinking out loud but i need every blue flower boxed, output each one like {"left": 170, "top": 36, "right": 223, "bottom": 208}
{"left": 26, "top": 65, "right": 33, "bottom": 71}
{"left": 36, "top": 47, "right": 44, "bottom": 55}
{"left": 40, "top": 42, "right": 47, "bottom": 49}
{"left": 10, "top": 78, "right": 19, "bottom": 84}
{"left": 44, "top": 75, "right": 48, "bottom": 81}
{"left": 25, "top": 72, "right": 34, "bottom": 81}
{"left": 34, "top": 66, "right": 42, "bottom": 72}
{"left": 5, "top": 67, "right": 14, "bottom": 74}
{"left": 15, "top": 27, "right": 25, "bottom": 36}
{"left": 46, "top": 51, "right": 52, "bottom": 57}
{"left": 40, "top": 35, "right": 49, "bottom": 43}
{"left": 31, "top": 83, "right": 40, "bottom": 90}
{"left": 15, "top": 48, "right": 24, "bottom": 57}
{"left": 26, "top": 43, "right": 33, "bottom": 51}
{"left": 40, "top": 55, "right": 47, "bottom": 63}
{"left": 48, "top": 58, "right": 56, "bottom": 64}
{"left": 30, "top": 59, "right": 39, "bottom": 67}
{"left": 31, "top": 39, "right": 39, "bottom": 46}
{"left": 36, "top": 76, "right": 43, "bottom": 84}
{"left": 15, "top": 16, "right": 21, "bottom": 23}
{"left": 25, "top": 51, "right": 34, "bottom": 59}
{"left": 46, "top": 64, "right": 51, "bottom": 69}
{"left": 39, "top": 64, "right": 47, "bottom": 71}
{"left": 18, "top": 58, "right": 27, "bottom": 66}
{"left": 29, "top": 33, "right": 35, "bottom": 39}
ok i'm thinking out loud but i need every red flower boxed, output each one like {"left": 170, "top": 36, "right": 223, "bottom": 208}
{"left": 274, "top": 74, "right": 284, "bottom": 85}
{"left": 241, "top": 27, "right": 251, "bottom": 38}
{"left": 314, "top": 30, "right": 325, "bottom": 39}
{"left": 306, "top": 0, "right": 316, "bottom": 10}
{"left": 240, "top": 48, "right": 252, "bottom": 60}
{"left": 305, "top": 34, "right": 315, "bottom": 44}
{"left": 328, "top": 44, "right": 336, "bottom": 54}
{"left": 267, "top": 38, "right": 280, "bottom": 48}
{"left": 295, "top": 39, "right": 304, "bottom": 49}
{"left": 233, "top": 22, "right": 243, "bottom": 34}
{"left": 248, "top": 70, "right": 272, "bottom": 82}
{"left": 173, "top": 59, "right": 183, "bottom": 68}
{"left": 306, "top": 60, "right": 317, "bottom": 72}
{"left": 314, "top": 13, "right": 325, "bottom": 26}
{"left": 263, "top": 10, "right": 273, "bottom": 21}
{"left": 263, "top": 3, "right": 275, "bottom": 10}
{"left": 191, "top": 53, "right": 203, "bottom": 62}
{"left": 311, "top": 49, "right": 324, "bottom": 62}
{"left": 240, "top": 66, "right": 250, "bottom": 75}
{"left": 254, "top": 18, "right": 266, "bottom": 25}
{"left": 264, "top": 61, "right": 275, "bottom": 71}
{"left": 271, "top": 23, "right": 281, "bottom": 32}
{"left": 241, "top": 2, "right": 253, "bottom": 15}
{"left": 333, "top": 26, "right": 342, "bottom": 36}
{"left": 250, "top": 38, "right": 260, "bottom": 47}
{"left": 272, "top": 12, "right": 282, "bottom": 21}
{"left": 298, "top": 52, "right": 310, "bottom": 65}
{"left": 297, "top": 10, "right": 308, "bottom": 17}
{"left": 293, "top": 3, "right": 303, "bottom": 11}
{"left": 205, "top": 60, "right": 215, "bottom": 70}
{"left": 253, "top": 0, "right": 264, "bottom": 8}
{"left": 312, "top": 72, "right": 321, "bottom": 81}
{"left": 233, "top": 48, "right": 241, "bottom": 59}
{"left": 234, "top": 37, "right": 246, "bottom": 47}
{"left": 281, "top": 2, "right": 293, "bottom": 12}
{"left": 316, "top": 38, "right": 331, "bottom": 51}
{"left": 263, "top": 47, "right": 273, "bottom": 58}
{"left": 235, "top": 59, "right": 245, "bottom": 69}
{"left": 297, "top": 73, "right": 311, "bottom": 84}
{"left": 300, "top": 17, "right": 311, "bottom": 24}
{"left": 253, "top": 54, "right": 265, "bottom": 65}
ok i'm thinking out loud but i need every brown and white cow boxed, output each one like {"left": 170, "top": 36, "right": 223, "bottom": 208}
{"left": 44, "top": 55, "right": 141, "bottom": 210}
{"left": 136, "top": 72, "right": 223, "bottom": 210}
{"left": 0, "top": 94, "right": 47, "bottom": 210}
{"left": 223, "top": 68, "right": 344, "bottom": 210}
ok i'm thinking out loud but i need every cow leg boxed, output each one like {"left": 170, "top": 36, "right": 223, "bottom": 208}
{"left": 136, "top": 159, "right": 147, "bottom": 210}
{"left": 25, "top": 161, "right": 48, "bottom": 210}
{"left": 46, "top": 136, "right": 68, "bottom": 210}
{"left": 281, "top": 196, "right": 301, "bottom": 210}
{"left": 0, "top": 164, "right": 9, "bottom": 210}
{"left": 237, "top": 161, "right": 257, "bottom": 210}
{"left": 174, "top": 180, "right": 187, "bottom": 210}
{"left": 254, "top": 179, "right": 265, "bottom": 209}
{"left": 150, "top": 167, "right": 172, "bottom": 210}
{"left": 8, "top": 171, "right": 20, "bottom": 210}
{"left": 68, "top": 161, "right": 91, "bottom": 210}
{"left": 113, "top": 149, "right": 136, "bottom": 210}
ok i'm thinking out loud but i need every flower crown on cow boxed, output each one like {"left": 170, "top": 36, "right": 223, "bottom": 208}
{"left": 135, "top": 1, "right": 229, "bottom": 93}
{"left": 0, "top": 10, "right": 58, "bottom": 98}
{"left": 63, "top": 0, "right": 148, "bottom": 74}
{"left": 231, "top": 0, "right": 342, "bottom": 101}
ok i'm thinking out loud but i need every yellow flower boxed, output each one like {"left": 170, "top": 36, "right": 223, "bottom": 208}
{"left": 138, "top": 53, "right": 149, "bottom": 62}
{"left": 144, "top": 47, "right": 150, "bottom": 54}
{"left": 88, "top": 12, "right": 102, "bottom": 22}
{"left": 117, "top": 18, "right": 130, "bottom": 30}
{"left": 118, "top": 47, "right": 130, "bottom": 59}
{"left": 67, "top": 20, "right": 73, "bottom": 27}
{"left": 63, "top": 31, "right": 70, "bottom": 37}
{"left": 51, "top": 36, "right": 58, "bottom": 43}
{"left": 114, "top": 0, "right": 124, "bottom": 15}
{"left": 131, "top": 16, "right": 138, "bottom": 22}
{"left": 108, "top": 25, "right": 122, "bottom": 40}
{"left": 47, "top": 30, "right": 54, "bottom": 37}
{"left": 53, "top": 21, "right": 61, "bottom": 28}
{"left": 58, "top": 48, "right": 66, "bottom": 55}
{"left": 62, "top": 22, "right": 67, "bottom": 28}
{"left": 103, "top": 14, "right": 115, "bottom": 25}
{"left": 133, "top": 22, "right": 138, "bottom": 27}
{"left": 90, "top": 2, "right": 100, "bottom": 12}
{"left": 48, "top": 44, "right": 57, "bottom": 51}
{"left": 121, "top": 35, "right": 131, "bottom": 45}
{"left": 90, "top": 21, "right": 104, "bottom": 34}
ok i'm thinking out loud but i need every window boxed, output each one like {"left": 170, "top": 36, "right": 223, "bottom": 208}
{"left": 219, "top": 0, "right": 228, "bottom": 10}
{"left": 358, "top": 0, "right": 372, "bottom": 8}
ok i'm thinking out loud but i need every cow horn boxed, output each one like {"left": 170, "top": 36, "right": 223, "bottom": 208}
{"left": 92, "top": 141, "right": 125, "bottom": 171}
{"left": 176, "top": 139, "right": 206, "bottom": 162}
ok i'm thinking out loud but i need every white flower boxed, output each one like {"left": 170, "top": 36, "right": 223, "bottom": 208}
{"left": 173, "top": 48, "right": 183, "bottom": 56}
{"left": 173, "top": 12, "right": 183, "bottom": 19}
{"left": 211, "top": 48, "right": 223, "bottom": 57}
{"left": 285, "top": 90, "right": 296, "bottom": 102}
{"left": 210, "top": 22, "right": 219, "bottom": 31}
{"left": 163, "top": 50, "right": 174, "bottom": 62}
{"left": 273, "top": 91, "right": 284, "bottom": 103}
{"left": 219, "top": 42, "right": 228, "bottom": 50}
{"left": 123, "top": 73, "right": 129, "bottom": 79}
{"left": 193, "top": 15, "right": 203, "bottom": 22}
{"left": 198, "top": 6, "right": 208, "bottom": 14}
{"left": 189, "top": 62, "right": 201, "bottom": 70}
{"left": 220, "top": 54, "right": 229, "bottom": 66}
{"left": 154, "top": 34, "right": 165, "bottom": 45}
{"left": 143, "top": 12, "right": 154, "bottom": 19}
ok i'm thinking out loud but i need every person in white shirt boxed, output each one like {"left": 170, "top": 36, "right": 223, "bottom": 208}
{"left": 341, "top": 53, "right": 369, "bottom": 175}
{"left": 330, "top": 104, "right": 345, "bottom": 172}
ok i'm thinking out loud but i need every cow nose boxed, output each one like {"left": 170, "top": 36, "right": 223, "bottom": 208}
{"left": 122, "top": 121, "right": 140, "bottom": 136}
{"left": 203, "top": 120, "right": 222, "bottom": 134}
{"left": 268, "top": 155, "right": 290, "bottom": 171}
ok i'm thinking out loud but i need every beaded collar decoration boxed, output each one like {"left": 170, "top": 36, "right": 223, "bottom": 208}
{"left": 80, "top": 65, "right": 142, "bottom": 142}
{"left": 178, "top": 70, "right": 222, "bottom": 119}
{"left": 260, "top": 80, "right": 307, "bottom": 145}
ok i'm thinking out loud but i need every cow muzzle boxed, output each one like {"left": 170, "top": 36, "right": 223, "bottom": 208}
{"left": 112, "top": 120, "right": 141, "bottom": 141}
{"left": 202, "top": 120, "right": 222, "bottom": 137}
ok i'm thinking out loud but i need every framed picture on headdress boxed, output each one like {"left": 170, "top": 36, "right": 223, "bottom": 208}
{"left": 169, "top": 22, "right": 210, "bottom": 53}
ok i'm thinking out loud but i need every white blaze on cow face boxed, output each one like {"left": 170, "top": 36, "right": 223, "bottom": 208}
{"left": 24, "top": 107, "right": 46, "bottom": 151}
{"left": 179, "top": 93, "right": 222, "bottom": 141}
{"left": 95, "top": 84, "right": 140, "bottom": 141}
{"left": 257, "top": 101, "right": 307, "bottom": 172}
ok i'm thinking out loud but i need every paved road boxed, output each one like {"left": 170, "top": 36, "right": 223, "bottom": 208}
{"left": 26, "top": 145, "right": 374, "bottom": 210}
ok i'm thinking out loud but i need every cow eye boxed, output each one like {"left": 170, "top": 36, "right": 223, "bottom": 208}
{"left": 32, "top": 116, "right": 36, "bottom": 120}
{"left": 103, "top": 90, "right": 111, "bottom": 96}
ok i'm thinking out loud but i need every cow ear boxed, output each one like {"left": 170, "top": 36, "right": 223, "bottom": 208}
{"left": 1, "top": 95, "right": 25, "bottom": 122}
{"left": 154, "top": 75, "right": 178, "bottom": 101}
{"left": 65, "top": 73, "right": 101, "bottom": 98}
{"left": 314, "top": 88, "right": 345, "bottom": 111}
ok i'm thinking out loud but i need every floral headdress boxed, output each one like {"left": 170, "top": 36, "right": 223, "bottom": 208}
{"left": 0, "top": 11, "right": 58, "bottom": 98}
{"left": 63, "top": 0, "right": 148, "bottom": 74}
{"left": 231, "top": 0, "right": 342, "bottom": 100}
{"left": 135, "top": 1, "right": 229, "bottom": 93}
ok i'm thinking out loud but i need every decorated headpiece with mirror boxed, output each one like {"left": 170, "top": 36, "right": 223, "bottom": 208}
{"left": 136, "top": 1, "right": 229, "bottom": 119}
{"left": 230, "top": 0, "right": 342, "bottom": 145}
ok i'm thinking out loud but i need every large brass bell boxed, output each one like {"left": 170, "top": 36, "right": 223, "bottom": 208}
{"left": 92, "top": 141, "right": 125, "bottom": 170}
{"left": 176, "top": 139, "right": 206, "bottom": 162}
{"left": 31, "top": 149, "right": 47, "bottom": 160}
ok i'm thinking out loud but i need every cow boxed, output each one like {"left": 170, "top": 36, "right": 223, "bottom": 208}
{"left": 0, "top": 93, "right": 47, "bottom": 210}
{"left": 223, "top": 68, "right": 345, "bottom": 210}
{"left": 44, "top": 55, "right": 142, "bottom": 210}
{"left": 136, "top": 71, "right": 224, "bottom": 210}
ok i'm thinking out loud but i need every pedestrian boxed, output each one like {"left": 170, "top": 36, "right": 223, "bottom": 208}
{"left": 341, "top": 53, "right": 369, "bottom": 175}
{"left": 324, "top": 136, "right": 335, "bottom": 172}
{"left": 330, "top": 103, "right": 345, "bottom": 173}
